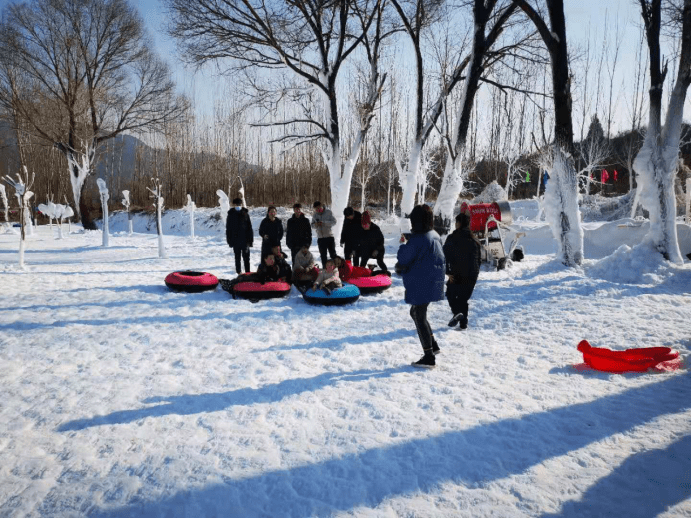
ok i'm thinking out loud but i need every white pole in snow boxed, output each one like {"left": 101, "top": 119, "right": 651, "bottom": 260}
{"left": 686, "top": 178, "right": 691, "bottom": 225}
{"left": 96, "top": 179, "right": 110, "bottom": 247}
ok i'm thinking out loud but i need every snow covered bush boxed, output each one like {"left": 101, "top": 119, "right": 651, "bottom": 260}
{"left": 472, "top": 181, "right": 508, "bottom": 204}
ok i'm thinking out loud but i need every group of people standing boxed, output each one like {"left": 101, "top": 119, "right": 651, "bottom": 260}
{"left": 225, "top": 198, "right": 482, "bottom": 369}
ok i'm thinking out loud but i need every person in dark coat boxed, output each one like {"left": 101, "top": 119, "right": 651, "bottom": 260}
{"left": 396, "top": 205, "right": 446, "bottom": 368}
{"left": 225, "top": 197, "right": 253, "bottom": 274}
{"left": 357, "top": 211, "right": 387, "bottom": 272}
{"left": 443, "top": 211, "right": 482, "bottom": 329}
{"left": 259, "top": 205, "right": 284, "bottom": 259}
{"left": 285, "top": 203, "right": 312, "bottom": 264}
{"left": 340, "top": 207, "right": 362, "bottom": 265}
{"left": 270, "top": 244, "right": 293, "bottom": 284}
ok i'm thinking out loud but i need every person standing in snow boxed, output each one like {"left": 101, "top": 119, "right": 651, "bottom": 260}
{"left": 397, "top": 204, "right": 446, "bottom": 368}
{"left": 286, "top": 203, "right": 312, "bottom": 264}
{"left": 358, "top": 211, "right": 388, "bottom": 272}
{"left": 340, "top": 207, "right": 362, "bottom": 265}
{"left": 311, "top": 201, "right": 337, "bottom": 268}
{"left": 225, "top": 197, "right": 253, "bottom": 275}
{"left": 259, "top": 205, "right": 284, "bottom": 260}
{"left": 443, "top": 211, "right": 482, "bottom": 330}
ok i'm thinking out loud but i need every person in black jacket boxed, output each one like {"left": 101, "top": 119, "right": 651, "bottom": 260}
{"left": 443, "top": 211, "right": 482, "bottom": 329}
{"left": 340, "top": 207, "right": 362, "bottom": 265}
{"left": 357, "top": 211, "right": 387, "bottom": 272}
{"left": 226, "top": 197, "right": 253, "bottom": 274}
{"left": 270, "top": 244, "right": 293, "bottom": 284}
{"left": 285, "top": 203, "right": 312, "bottom": 264}
{"left": 259, "top": 205, "right": 284, "bottom": 259}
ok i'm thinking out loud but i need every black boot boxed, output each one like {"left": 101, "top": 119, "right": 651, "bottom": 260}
{"left": 412, "top": 349, "right": 436, "bottom": 368}
{"left": 432, "top": 336, "right": 440, "bottom": 356}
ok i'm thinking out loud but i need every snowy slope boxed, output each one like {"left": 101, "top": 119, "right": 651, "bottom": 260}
{"left": 0, "top": 204, "right": 689, "bottom": 517}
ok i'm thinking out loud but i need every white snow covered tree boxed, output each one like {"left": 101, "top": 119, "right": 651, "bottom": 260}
{"left": 0, "top": 0, "right": 188, "bottom": 230}
{"left": 433, "top": 0, "right": 523, "bottom": 234}
{"left": 121, "top": 190, "right": 133, "bottom": 235}
{"left": 632, "top": 0, "right": 690, "bottom": 263}
{"left": 0, "top": 184, "right": 9, "bottom": 230}
{"left": 96, "top": 179, "right": 110, "bottom": 247}
{"left": 167, "top": 0, "right": 388, "bottom": 237}
{"left": 3, "top": 166, "right": 34, "bottom": 267}
{"left": 185, "top": 194, "right": 196, "bottom": 239}
{"left": 514, "top": 0, "right": 583, "bottom": 266}
{"left": 147, "top": 179, "right": 167, "bottom": 259}
{"left": 217, "top": 190, "right": 230, "bottom": 218}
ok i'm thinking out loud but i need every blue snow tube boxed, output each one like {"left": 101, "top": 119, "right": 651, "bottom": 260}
{"left": 302, "top": 283, "right": 360, "bottom": 306}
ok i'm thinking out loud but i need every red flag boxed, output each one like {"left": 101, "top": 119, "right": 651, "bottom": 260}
{"left": 613, "top": 170, "right": 618, "bottom": 181}
{"left": 601, "top": 169, "right": 609, "bottom": 183}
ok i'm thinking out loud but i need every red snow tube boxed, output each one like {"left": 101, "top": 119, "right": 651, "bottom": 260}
{"left": 349, "top": 273, "right": 392, "bottom": 294}
{"left": 233, "top": 281, "right": 292, "bottom": 301}
{"left": 577, "top": 340, "right": 679, "bottom": 373}
{"left": 165, "top": 271, "right": 219, "bottom": 292}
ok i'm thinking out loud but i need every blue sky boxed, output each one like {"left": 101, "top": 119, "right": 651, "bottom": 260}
{"left": 1, "top": 0, "right": 689, "bottom": 137}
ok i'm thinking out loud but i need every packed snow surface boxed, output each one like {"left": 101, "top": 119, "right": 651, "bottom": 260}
{"left": 0, "top": 203, "right": 689, "bottom": 517}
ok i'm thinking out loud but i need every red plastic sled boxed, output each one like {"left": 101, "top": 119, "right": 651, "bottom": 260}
{"left": 577, "top": 340, "right": 679, "bottom": 373}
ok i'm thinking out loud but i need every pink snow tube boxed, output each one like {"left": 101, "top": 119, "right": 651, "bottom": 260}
{"left": 349, "top": 274, "right": 392, "bottom": 294}
{"left": 165, "top": 271, "right": 219, "bottom": 293}
{"left": 577, "top": 340, "right": 679, "bottom": 373}
{"left": 233, "top": 281, "right": 292, "bottom": 301}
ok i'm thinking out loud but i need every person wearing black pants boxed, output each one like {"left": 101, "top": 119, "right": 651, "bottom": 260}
{"left": 396, "top": 205, "right": 446, "bottom": 368}
{"left": 286, "top": 203, "right": 312, "bottom": 264}
{"left": 340, "top": 207, "right": 362, "bottom": 265}
{"left": 311, "top": 201, "right": 337, "bottom": 268}
{"left": 358, "top": 211, "right": 388, "bottom": 272}
{"left": 225, "top": 198, "right": 254, "bottom": 274}
{"left": 443, "top": 211, "right": 482, "bottom": 329}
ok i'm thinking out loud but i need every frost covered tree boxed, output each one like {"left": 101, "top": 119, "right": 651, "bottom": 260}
{"left": 3, "top": 166, "right": 34, "bottom": 267}
{"left": 184, "top": 194, "right": 196, "bottom": 239}
{"left": 167, "top": 0, "right": 389, "bottom": 236}
{"left": 0, "top": 0, "right": 188, "bottom": 230}
{"left": 147, "top": 179, "right": 167, "bottom": 259}
{"left": 514, "top": 0, "right": 582, "bottom": 266}
{"left": 96, "top": 179, "right": 109, "bottom": 247}
{"left": 432, "top": 0, "right": 524, "bottom": 234}
{"left": 217, "top": 190, "right": 230, "bottom": 218}
{"left": 577, "top": 115, "right": 610, "bottom": 195}
{"left": 0, "top": 184, "right": 9, "bottom": 229}
{"left": 121, "top": 190, "right": 133, "bottom": 235}
{"left": 632, "top": 0, "right": 690, "bottom": 263}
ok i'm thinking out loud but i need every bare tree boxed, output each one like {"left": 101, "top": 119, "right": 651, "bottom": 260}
{"left": 0, "top": 0, "right": 188, "bottom": 229}
{"left": 167, "top": 0, "right": 390, "bottom": 235}
{"left": 633, "top": 0, "right": 690, "bottom": 262}
{"left": 514, "top": 0, "right": 583, "bottom": 266}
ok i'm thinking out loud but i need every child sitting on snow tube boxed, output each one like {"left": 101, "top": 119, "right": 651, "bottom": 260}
{"left": 312, "top": 258, "right": 342, "bottom": 295}
{"left": 270, "top": 244, "right": 293, "bottom": 284}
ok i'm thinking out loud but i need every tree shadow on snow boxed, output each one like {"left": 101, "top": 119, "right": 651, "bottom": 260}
{"left": 543, "top": 434, "right": 691, "bottom": 518}
{"left": 82, "top": 374, "right": 690, "bottom": 518}
{"left": 56, "top": 366, "right": 410, "bottom": 432}
{"left": 259, "top": 328, "right": 413, "bottom": 353}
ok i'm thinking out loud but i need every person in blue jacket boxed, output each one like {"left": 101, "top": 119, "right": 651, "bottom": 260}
{"left": 396, "top": 204, "right": 446, "bottom": 368}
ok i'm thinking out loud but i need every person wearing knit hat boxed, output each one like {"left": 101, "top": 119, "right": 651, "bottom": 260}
{"left": 357, "top": 211, "right": 387, "bottom": 272}
{"left": 443, "top": 210, "right": 482, "bottom": 329}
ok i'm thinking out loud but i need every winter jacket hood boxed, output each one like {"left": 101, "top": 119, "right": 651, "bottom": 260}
{"left": 397, "top": 230, "right": 446, "bottom": 305}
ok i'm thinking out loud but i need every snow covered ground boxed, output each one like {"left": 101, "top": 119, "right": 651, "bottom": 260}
{"left": 0, "top": 202, "right": 689, "bottom": 517}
